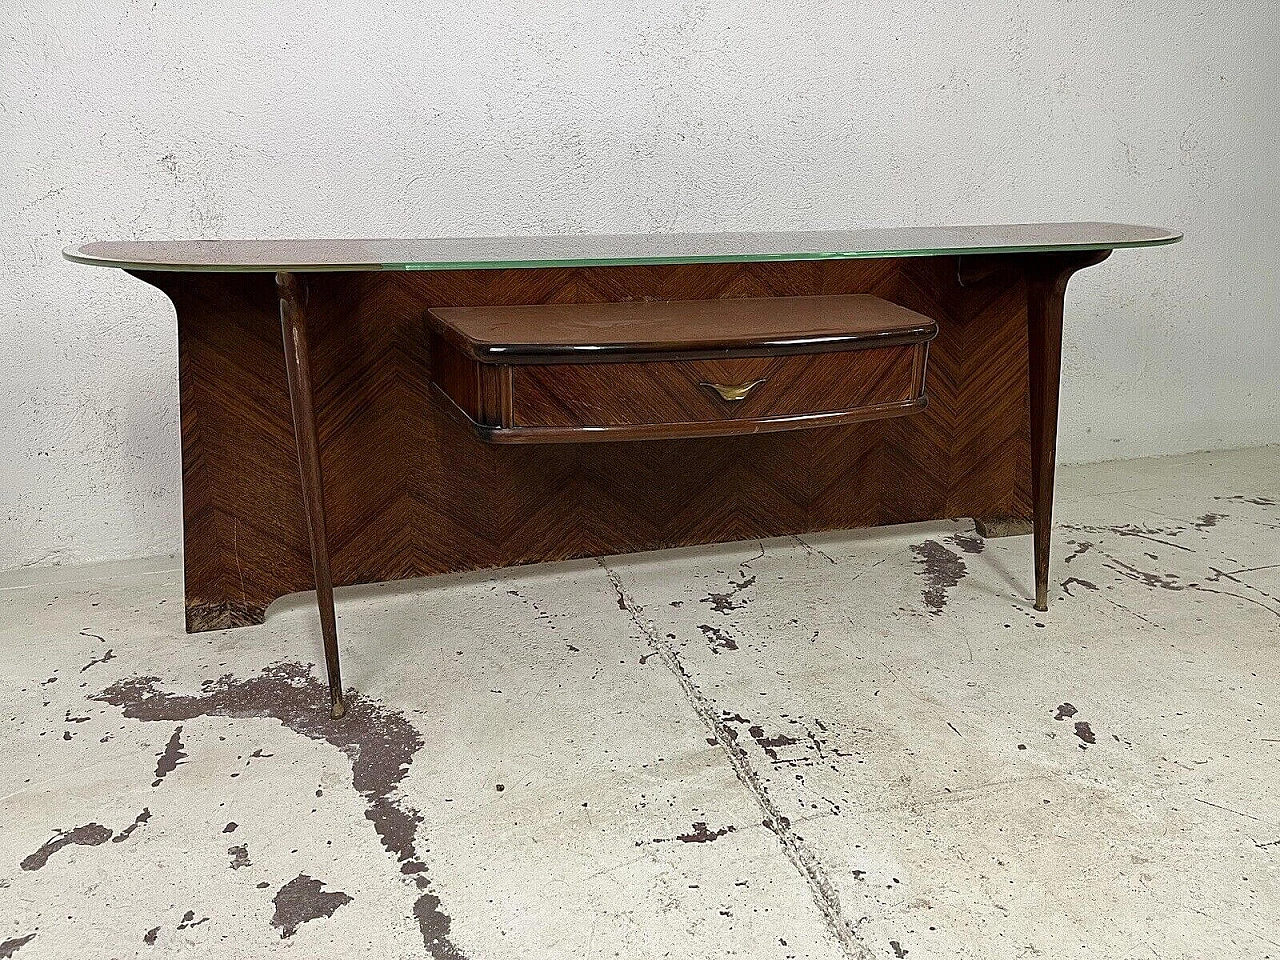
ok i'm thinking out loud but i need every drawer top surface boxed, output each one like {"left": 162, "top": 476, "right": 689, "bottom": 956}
{"left": 428, "top": 294, "right": 937, "bottom": 362}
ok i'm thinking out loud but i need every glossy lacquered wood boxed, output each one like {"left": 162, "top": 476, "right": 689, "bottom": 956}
{"left": 1025, "top": 250, "right": 1112, "bottom": 611}
{"left": 277, "top": 273, "right": 346, "bottom": 719}
{"left": 427, "top": 293, "right": 938, "bottom": 362}
{"left": 121, "top": 255, "right": 1089, "bottom": 635}
{"left": 428, "top": 294, "right": 935, "bottom": 443}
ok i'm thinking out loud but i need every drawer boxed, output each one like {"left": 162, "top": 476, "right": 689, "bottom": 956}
{"left": 509, "top": 346, "right": 925, "bottom": 436}
{"left": 427, "top": 294, "right": 936, "bottom": 444}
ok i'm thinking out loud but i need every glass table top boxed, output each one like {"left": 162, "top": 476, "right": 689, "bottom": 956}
{"left": 64, "top": 223, "right": 1181, "bottom": 273}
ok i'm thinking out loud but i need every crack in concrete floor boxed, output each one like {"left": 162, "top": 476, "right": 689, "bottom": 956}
{"left": 603, "top": 561, "right": 873, "bottom": 960}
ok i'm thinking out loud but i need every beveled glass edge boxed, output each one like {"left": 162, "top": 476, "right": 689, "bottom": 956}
{"left": 62, "top": 247, "right": 386, "bottom": 273}
{"left": 62, "top": 230, "right": 1182, "bottom": 273}
{"left": 398, "top": 237, "right": 1183, "bottom": 273}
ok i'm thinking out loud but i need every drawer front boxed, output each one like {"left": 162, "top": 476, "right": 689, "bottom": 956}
{"left": 509, "top": 343, "right": 927, "bottom": 437}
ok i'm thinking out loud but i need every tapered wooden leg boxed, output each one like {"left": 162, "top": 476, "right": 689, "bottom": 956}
{"left": 277, "top": 272, "right": 346, "bottom": 719}
{"left": 1026, "top": 251, "right": 1111, "bottom": 612}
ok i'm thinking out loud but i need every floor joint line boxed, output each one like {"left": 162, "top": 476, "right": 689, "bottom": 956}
{"left": 600, "top": 560, "right": 874, "bottom": 960}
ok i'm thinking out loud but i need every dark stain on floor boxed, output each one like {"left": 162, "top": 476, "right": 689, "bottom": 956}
{"left": 1063, "top": 540, "right": 1093, "bottom": 564}
{"left": 152, "top": 726, "right": 186, "bottom": 786}
{"left": 414, "top": 892, "right": 459, "bottom": 952}
{"left": 20, "top": 823, "right": 112, "bottom": 871}
{"left": 0, "top": 933, "right": 36, "bottom": 958}
{"left": 79, "top": 647, "right": 115, "bottom": 673}
{"left": 1104, "top": 557, "right": 1185, "bottom": 591}
{"left": 228, "top": 844, "right": 250, "bottom": 869}
{"left": 951, "top": 532, "right": 985, "bottom": 555}
{"left": 271, "top": 873, "right": 353, "bottom": 939}
{"left": 95, "top": 662, "right": 470, "bottom": 959}
{"left": 910, "top": 540, "right": 967, "bottom": 614}
{"left": 1062, "top": 521, "right": 1199, "bottom": 554}
{"left": 1215, "top": 494, "right": 1275, "bottom": 507}
{"left": 112, "top": 808, "right": 150, "bottom": 843}
{"left": 676, "top": 821, "right": 736, "bottom": 843}
{"left": 721, "top": 712, "right": 856, "bottom": 771}
{"left": 21, "top": 806, "right": 151, "bottom": 872}
{"left": 1079, "top": 528, "right": 1280, "bottom": 619}
{"left": 702, "top": 572, "right": 757, "bottom": 614}
{"left": 142, "top": 927, "right": 159, "bottom": 946}
{"left": 1074, "top": 721, "right": 1096, "bottom": 746}
{"left": 176, "top": 909, "right": 209, "bottom": 931}
{"left": 698, "top": 623, "right": 738, "bottom": 652}
{"left": 1055, "top": 703, "right": 1097, "bottom": 747}
{"left": 747, "top": 725, "right": 801, "bottom": 761}
{"left": 644, "top": 821, "right": 739, "bottom": 846}
{"left": 1061, "top": 577, "right": 1098, "bottom": 596}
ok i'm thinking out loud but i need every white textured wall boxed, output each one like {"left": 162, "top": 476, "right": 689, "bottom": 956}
{"left": 2, "top": 1, "right": 1278, "bottom": 570}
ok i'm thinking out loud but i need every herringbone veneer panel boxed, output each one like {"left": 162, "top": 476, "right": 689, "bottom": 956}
{"left": 137, "top": 257, "right": 1032, "bottom": 632}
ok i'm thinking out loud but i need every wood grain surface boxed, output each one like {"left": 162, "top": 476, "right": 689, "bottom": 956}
{"left": 511, "top": 347, "right": 919, "bottom": 426}
{"left": 426, "top": 293, "right": 936, "bottom": 361}
{"left": 131, "top": 256, "right": 1053, "bottom": 632}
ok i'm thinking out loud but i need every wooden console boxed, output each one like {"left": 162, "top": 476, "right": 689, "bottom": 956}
{"left": 64, "top": 224, "right": 1181, "bottom": 716}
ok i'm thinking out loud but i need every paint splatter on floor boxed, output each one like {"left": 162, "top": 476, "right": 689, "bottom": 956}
{"left": 0, "top": 934, "right": 37, "bottom": 958}
{"left": 910, "top": 539, "right": 968, "bottom": 614}
{"left": 702, "top": 572, "right": 757, "bottom": 614}
{"left": 271, "top": 874, "right": 353, "bottom": 939}
{"left": 21, "top": 823, "right": 112, "bottom": 871}
{"left": 93, "top": 663, "right": 469, "bottom": 959}
{"left": 152, "top": 726, "right": 186, "bottom": 786}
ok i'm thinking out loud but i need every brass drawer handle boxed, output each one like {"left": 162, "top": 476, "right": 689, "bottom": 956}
{"left": 701, "top": 378, "right": 767, "bottom": 402}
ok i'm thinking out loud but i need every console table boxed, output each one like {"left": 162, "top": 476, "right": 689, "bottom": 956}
{"left": 66, "top": 224, "right": 1180, "bottom": 718}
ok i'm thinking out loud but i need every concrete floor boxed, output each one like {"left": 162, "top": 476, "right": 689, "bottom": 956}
{"left": 1, "top": 446, "right": 1277, "bottom": 960}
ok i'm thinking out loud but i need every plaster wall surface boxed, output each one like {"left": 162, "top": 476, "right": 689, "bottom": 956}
{"left": 2, "top": 1, "right": 1277, "bottom": 569}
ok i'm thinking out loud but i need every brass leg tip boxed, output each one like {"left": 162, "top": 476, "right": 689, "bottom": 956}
{"left": 1033, "top": 601, "right": 1048, "bottom": 613}
{"left": 331, "top": 697, "right": 347, "bottom": 720}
